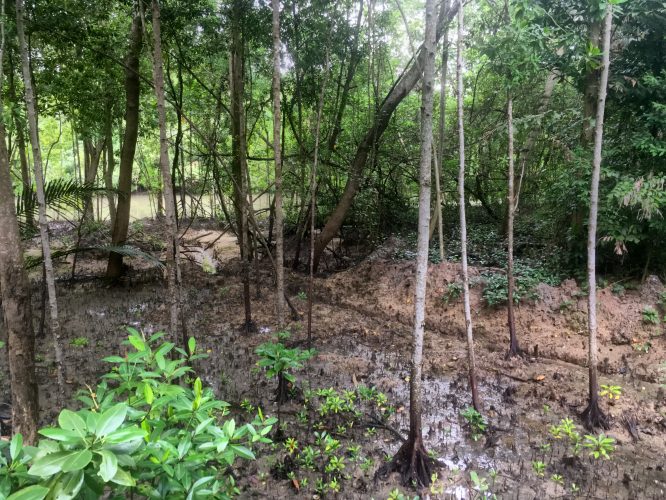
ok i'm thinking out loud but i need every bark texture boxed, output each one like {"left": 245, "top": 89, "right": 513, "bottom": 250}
{"left": 456, "top": 1, "right": 480, "bottom": 411}
{"left": 271, "top": 0, "right": 285, "bottom": 328}
{"left": 582, "top": 4, "right": 613, "bottom": 431}
{"left": 151, "top": 0, "right": 184, "bottom": 348}
{"left": 16, "top": 0, "right": 65, "bottom": 404}
{"left": 506, "top": 96, "right": 520, "bottom": 357}
{"left": 0, "top": 2, "right": 38, "bottom": 441}
{"left": 107, "top": 9, "right": 143, "bottom": 279}
{"left": 378, "top": 0, "right": 437, "bottom": 488}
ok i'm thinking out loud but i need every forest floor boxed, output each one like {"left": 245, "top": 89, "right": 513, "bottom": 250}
{"left": 1, "top": 219, "right": 665, "bottom": 499}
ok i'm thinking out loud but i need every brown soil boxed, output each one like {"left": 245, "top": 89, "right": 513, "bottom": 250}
{"left": 1, "top": 224, "right": 665, "bottom": 499}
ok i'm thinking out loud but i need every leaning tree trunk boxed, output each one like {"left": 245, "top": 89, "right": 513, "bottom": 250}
{"left": 271, "top": 0, "right": 285, "bottom": 328}
{"left": 582, "top": 3, "right": 612, "bottom": 431}
{"left": 377, "top": 0, "right": 437, "bottom": 489}
{"left": 16, "top": 0, "right": 66, "bottom": 405}
{"left": 107, "top": 8, "right": 143, "bottom": 279}
{"left": 312, "top": 1, "right": 459, "bottom": 271}
{"left": 151, "top": 0, "right": 184, "bottom": 349}
{"left": 456, "top": 1, "right": 480, "bottom": 412}
{"left": 0, "top": 2, "right": 38, "bottom": 442}
{"left": 505, "top": 95, "right": 520, "bottom": 357}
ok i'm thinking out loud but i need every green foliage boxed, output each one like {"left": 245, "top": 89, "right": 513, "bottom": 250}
{"left": 599, "top": 384, "right": 622, "bottom": 400}
{"left": 255, "top": 332, "right": 315, "bottom": 387}
{"left": 531, "top": 460, "right": 546, "bottom": 477}
{"left": 69, "top": 337, "right": 89, "bottom": 348}
{"left": 583, "top": 433, "right": 616, "bottom": 460}
{"left": 461, "top": 407, "right": 487, "bottom": 441}
{"left": 442, "top": 282, "right": 463, "bottom": 304}
{"left": 642, "top": 306, "right": 660, "bottom": 325}
{"left": 481, "top": 263, "right": 559, "bottom": 307}
{"left": 0, "top": 328, "right": 276, "bottom": 499}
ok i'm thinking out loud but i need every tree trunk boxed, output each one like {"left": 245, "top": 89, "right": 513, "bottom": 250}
{"left": 582, "top": 4, "right": 612, "bottom": 431}
{"left": 312, "top": 1, "right": 459, "bottom": 270}
{"left": 435, "top": 31, "right": 449, "bottom": 259}
{"left": 506, "top": 95, "right": 520, "bottom": 357}
{"left": 104, "top": 101, "right": 116, "bottom": 227}
{"left": 0, "top": 3, "right": 38, "bottom": 442}
{"left": 378, "top": 0, "right": 437, "bottom": 488}
{"left": 230, "top": 0, "right": 253, "bottom": 331}
{"left": 151, "top": 0, "right": 184, "bottom": 349}
{"left": 83, "top": 138, "right": 104, "bottom": 222}
{"left": 106, "top": 8, "right": 143, "bottom": 279}
{"left": 8, "top": 52, "right": 32, "bottom": 228}
{"left": 307, "top": 44, "right": 331, "bottom": 346}
{"left": 272, "top": 0, "right": 285, "bottom": 328}
{"left": 16, "top": 0, "right": 65, "bottom": 405}
{"left": 456, "top": 1, "right": 480, "bottom": 412}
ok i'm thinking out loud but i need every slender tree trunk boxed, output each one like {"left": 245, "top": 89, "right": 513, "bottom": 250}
{"left": 312, "top": 1, "right": 459, "bottom": 270}
{"left": 151, "top": 0, "right": 184, "bottom": 349}
{"left": 456, "top": 1, "right": 480, "bottom": 412}
{"left": 8, "top": 53, "right": 32, "bottom": 228}
{"left": 0, "top": 3, "right": 38, "bottom": 442}
{"left": 271, "top": 0, "right": 285, "bottom": 328}
{"left": 582, "top": 4, "right": 612, "bottom": 431}
{"left": 307, "top": 44, "right": 331, "bottom": 346}
{"left": 105, "top": 101, "right": 116, "bottom": 227}
{"left": 230, "top": 0, "right": 253, "bottom": 331}
{"left": 378, "top": 0, "right": 437, "bottom": 489}
{"left": 16, "top": 0, "right": 65, "bottom": 405}
{"left": 435, "top": 29, "right": 448, "bottom": 259}
{"left": 506, "top": 95, "right": 520, "bottom": 357}
{"left": 107, "top": 8, "right": 143, "bottom": 279}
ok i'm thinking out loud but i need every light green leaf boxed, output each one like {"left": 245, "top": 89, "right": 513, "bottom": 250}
{"left": 188, "top": 337, "right": 196, "bottom": 355}
{"left": 110, "top": 467, "right": 136, "bottom": 487}
{"left": 229, "top": 444, "right": 255, "bottom": 460}
{"left": 10, "top": 434, "right": 22, "bottom": 461}
{"left": 7, "top": 485, "right": 50, "bottom": 500}
{"left": 52, "top": 469, "right": 84, "bottom": 500}
{"left": 128, "top": 335, "right": 146, "bottom": 352}
{"left": 58, "top": 410, "right": 87, "bottom": 439}
{"left": 144, "top": 384, "right": 154, "bottom": 405}
{"left": 38, "top": 428, "right": 82, "bottom": 443}
{"left": 104, "top": 426, "right": 146, "bottom": 445}
{"left": 28, "top": 451, "right": 73, "bottom": 477}
{"left": 61, "top": 449, "right": 93, "bottom": 472}
{"left": 96, "top": 404, "right": 127, "bottom": 437}
{"left": 97, "top": 450, "right": 118, "bottom": 482}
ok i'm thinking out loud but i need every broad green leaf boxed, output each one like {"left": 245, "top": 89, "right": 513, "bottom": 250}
{"left": 10, "top": 434, "right": 22, "bottom": 461}
{"left": 128, "top": 335, "right": 146, "bottom": 352}
{"left": 104, "top": 426, "right": 146, "bottom": 445}
{"left": 28, "top": 451, "right": 72, "bottom": 477}
{"left": 61, "top": 449, "right": 93, "bottom": 472}
{"left": 38, "top": 428, "right": 82, "bottom": 443}
{"left": 229, "top": 444, "right": 255, "bottom": 460}
{"left": 102, "top": 356, "right": 126, "bottom": 363}
{"left": 188, "top": 337, "right": 196, "bottom": 355}
{"left": 52, "top": 469, "right": 84, "bottom": 500}
{"left": 194, "top": 417, "right": 214, "bottom": 436}
{"left": 110, "top": 467, "right": 136, "bottom": 487}
{"left": 7, "top": 485, "right": 50, "bottom": 500}
{"left": 58, "top": 410, "right": 87, "bottom": 439}
{"left": 97, "top": 450, "right": 118, "bottom": 482}
{"left": 144, "top": 384, "right": 154, "bottom": 405}
{"left": 96, "top": 404, "right": 127, "bottom": 437}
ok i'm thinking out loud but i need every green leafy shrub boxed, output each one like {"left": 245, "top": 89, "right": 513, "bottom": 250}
{"left": 0, "top": 328, "right": 276, "bottom": 499}
{"left": 460, "top": 407, "right": 487, "bottom": 441}
{"left": 642, "top": 306, "right": 660, "bottom": 325}
{"left": 481, "top": 263, "right": 559, "bottom": 307}
{"left": 255, "top": 332, "right": 316, "bottom": 403}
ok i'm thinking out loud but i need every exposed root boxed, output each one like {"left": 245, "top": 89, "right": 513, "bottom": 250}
{"left": 581, "top": 398, "right": 610, "bottom": 430}
{"left": 275, "top": 373, "right": 292, "bottom": 404}
{"left": 504, "top": 344, "right": 524, "bottom": 360}
{"left": 241, "top": 320, "right": 257, "bottom": 334}
{"left": 375, "top": 437, "right": 436, "bottom": 489}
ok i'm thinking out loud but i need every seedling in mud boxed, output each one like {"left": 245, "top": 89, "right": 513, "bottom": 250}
{"left": 551, "top": 474, "right": 564, "bottom": 485}
{"left": 442, "top": 282, "right": 463, "bottom": 304}
{"left": 324, "top": 455, "right": 345, "bottom": 475}
{"left": 470, "top": 470, "right": 489, "bottom": 493}
{"left": 297, "top": 291, "right": 307, "bottom": 301}
{"left": 599, "top": 384, "right": 622, "bottom": 400}
{"left": 461, "top": 407, "right": 487, "bottom": 441}
{"left": 429, "top": 473, "right": 444, "bottom": 495}
{"left": 328, "top": 477, "right": 341, "bottom": 493}
{"left": 255, "top": 332, "right": 315, "bottom": 403}
{"left": 69, "top": 336, "right": 89, "bottom": 347}
{"left": 346, "top": 444, "right": 361, "bottom": 461}
{"left": 532, "top": 460, "right": 546, "bottom": 477}
{"left": 583, "top": 433, "right": 615, "bottom": 459}
{"left": 284, "top": 437, "right": 298, "bottom": 455}
{"left": 642, "top": 306, "right": 660, "bottom": 325}
{"left": 360, "top": 457, "right": 374, "bottom": 473}
{"left": 632, "top": 341, "right": 652, "bottom": 354}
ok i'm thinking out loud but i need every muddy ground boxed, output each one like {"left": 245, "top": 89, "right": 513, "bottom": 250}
{"left": 1, "top": 220, "right": 665, "bottom": 499}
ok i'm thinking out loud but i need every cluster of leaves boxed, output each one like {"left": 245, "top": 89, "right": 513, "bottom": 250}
{"left": 481, "top": 263, "right": 559, "bottom": 307}
{"left": 548, "top": 417, "right": 616, "bottom": 459}
{"left": 0, "top": 328, "right": 276, "bottom": 499}
{"left": 460, "top": 407, "right": 487, "bottom": 442}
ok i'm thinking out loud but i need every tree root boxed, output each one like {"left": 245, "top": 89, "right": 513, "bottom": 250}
{"left": 581, "top": 398, "right": 610, "bottom": 430}
{"left": 375, "top": 436, "right": 436, "bottom": 488}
